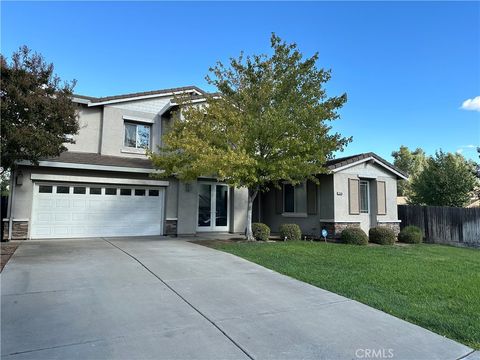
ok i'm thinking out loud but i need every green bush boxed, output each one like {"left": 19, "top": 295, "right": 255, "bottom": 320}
{"left": 340, "top": 227, "right": 368, "bottom": 245}
{"left": 369, "top": 227, "right": 396, "bottom": 245}
{"left": 252, "top": 223, "right": 271, "bottom": 242}
{"left": 398, "top": 226, "right": 423, "bottom": 244}
{"left": 279, "top": 224, "right": 302, "bottom": 241}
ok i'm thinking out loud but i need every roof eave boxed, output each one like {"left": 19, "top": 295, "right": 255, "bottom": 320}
{"left": 329, "top": 156, "right": 408, "bottom": 180}
{"left": 87, "top": 88, "right": 204, "bottom": 107}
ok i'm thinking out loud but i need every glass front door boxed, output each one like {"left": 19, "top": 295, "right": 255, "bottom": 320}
{"left": 197, "top": 183, "right": 229, "bottom": 231}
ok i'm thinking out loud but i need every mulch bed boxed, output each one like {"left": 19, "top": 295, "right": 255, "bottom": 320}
{"left": 1, "top": 241, "right": 21, "bottom": 272}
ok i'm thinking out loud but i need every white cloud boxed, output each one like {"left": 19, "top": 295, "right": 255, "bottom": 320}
{"left": 456, "top": 144, "right": 477, "bottom": 154}
{"left": 461, "top": 96, "right": 480, "bottom": 111}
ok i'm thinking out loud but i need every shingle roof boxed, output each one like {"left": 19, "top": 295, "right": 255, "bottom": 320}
{"left": 326, "top": 152, "right": 408, "bottom": 178}
{"left": 73, "top": 86, "right": 207, "bottom": 104}
{"left": 40, "top": 151, "right": 406, "bottom": 178}
{"left": 42, "top": 152, "right": 153, "bottom": 169}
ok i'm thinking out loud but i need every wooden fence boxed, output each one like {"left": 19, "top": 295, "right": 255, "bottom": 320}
{"left": 398, "top": 205, "right": 480, "bottom": 247}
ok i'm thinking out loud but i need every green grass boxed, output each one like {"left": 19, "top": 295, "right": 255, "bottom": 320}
{"left": 212, "top": 241, "right": 480, "bottom": 349}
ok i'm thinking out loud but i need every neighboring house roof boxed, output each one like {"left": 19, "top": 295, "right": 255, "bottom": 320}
{"left": 73, "top": 86, "right": 209, "bottom": 106}
{"left": 326, "top": 152, "right": 408, "bottom": 179}
{"left": 397, "top": 196, "right": 408, "bottom": 205}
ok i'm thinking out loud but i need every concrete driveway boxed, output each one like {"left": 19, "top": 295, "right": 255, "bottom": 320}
{"left": 1, "top": 237, "right": 474, "bottom": 360}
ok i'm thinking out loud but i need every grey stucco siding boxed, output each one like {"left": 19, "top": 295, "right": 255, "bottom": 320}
{"left": 66, "top": 106, "right": 103, "bottom": 153}
{"left": 100, "top": 106, "right": 162, "bottom": 158}
{"left": 333, "top": 162, "right": 399, "bottom": 233}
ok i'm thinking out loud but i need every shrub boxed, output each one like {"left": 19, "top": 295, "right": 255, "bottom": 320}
{"left": 398, "top": 226, "right": 423, "bottom": 244}
{"left": 279, "top": 224, "right": 302, "bottom": 241}
{"left": 369, "top": 227, "right": 396, "bottom": 245}
{"left": 340, "top": 227, "right": 368, "bottom": 245}
{"left": 252, "top": 223, "right": 271, "bottom": 242}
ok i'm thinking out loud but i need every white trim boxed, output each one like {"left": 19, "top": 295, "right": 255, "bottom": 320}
{"left": 377, "top": 220, "right": 402, "bottom": 223}
{"left": 331, "top": 157, "right": 408, "bottom": 180}
{"left": 196, "top": 182, "right": 230, "bottom": 232}
{"left": 31, "top": 173, "right": 169, "bottom": 187}
{"left": 170, "top": 98, "right": 210, "bottom": 106}
{"left": 281, "top": 212, "right": 308, "bottom": 218}
{"left": 123, "top": 121, "right": 152, "bottom": 150}
{"left": 2, "top": 218, "right": 29, "bottom": 222}
{"left": 72, "top": 97, "right": 91, "bottom": 104}
{"left": 359, "top": 180, "right": 370, "bottom": 214}
{"left": 120, "top": 148, "right": 147, "bottom": 155}
{"left": 122, "top": 115, "right": 155, "bottom": 124}
{"left": 18, "top": 160, "right": 160, "bottom": 174}
{"left": 319, "top": 220, "right": 361, "bottom": 223}
{"left": 165, "top": 217, "right": 178, "bottom": 221}
{"left": 87, "top": 89, "right": 203, "bottom": 107}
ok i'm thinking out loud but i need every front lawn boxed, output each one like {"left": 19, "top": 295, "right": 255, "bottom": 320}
{"left": 211, "top": 241, "right": 480, "bottom": 349}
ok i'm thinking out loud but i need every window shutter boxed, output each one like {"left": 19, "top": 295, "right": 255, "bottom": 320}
{"left": 307, "top": 180, "right": 317, "bottom": 215}
{"left": 348, "top": 178, "right": 360, "bottom": 215}
{"left": 275, "top": 186, "right": 283, "bottom": 214}
{"left": 377, "top": 181, "right": 387, "bottom": 215}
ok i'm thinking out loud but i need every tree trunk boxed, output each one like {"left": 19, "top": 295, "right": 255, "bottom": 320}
{"left": 245, "top": 188, "right": 258, "bottom": 241}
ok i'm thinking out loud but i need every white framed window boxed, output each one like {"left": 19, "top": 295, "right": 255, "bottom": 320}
{"left": 124, "top": 122, "right": 151, "bottom": 149}
{"left": 360, "top": 180, "right": 369, "bottom": 213}
{"left": 283, "top": 182, "right": 307, "bottom": 213}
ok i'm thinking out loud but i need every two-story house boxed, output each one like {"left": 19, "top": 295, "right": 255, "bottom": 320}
{"left": 3, "top": 86, "right": 407, "bottom": 240}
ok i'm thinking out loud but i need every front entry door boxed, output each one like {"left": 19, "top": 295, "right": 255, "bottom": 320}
{"left": 197, "top": 183, "right": 229, "bottom": 231}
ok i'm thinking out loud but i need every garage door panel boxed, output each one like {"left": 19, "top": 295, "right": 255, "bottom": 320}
{"left": 73, "top": 200, "right": 86, "bottom": 208}
{"left": 31, "top": 184, "right": 164, "bottom": 239}
{"left": 55, "top": 199, "right": 70, "bottom": 208}
{"left": 38, "top": 199, "right": 54, "bottom": 208}
{"left": 55, "top": 213, "right": 71, "bottom": 222}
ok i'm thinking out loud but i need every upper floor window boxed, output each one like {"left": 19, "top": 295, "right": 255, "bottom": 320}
{"left": 124, "top": 122, "right": 151, "bottom": 149}
{"left": 283, "top": 182, "right": 306, "bottom": 213}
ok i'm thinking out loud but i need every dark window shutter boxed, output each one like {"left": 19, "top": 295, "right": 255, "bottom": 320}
{"left": 275, "top": 186, "right": 283, "bottom": 214}
{"left": 307, "top": 180, "right": 317, "bottom": 215}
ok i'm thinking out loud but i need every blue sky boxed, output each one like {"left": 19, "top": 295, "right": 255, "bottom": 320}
{"left": 2, "top": 1, "right": 479, "bottom": 162}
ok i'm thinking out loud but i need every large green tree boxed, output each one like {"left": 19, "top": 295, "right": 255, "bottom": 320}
{"left": 1, "top": 46, "right": 79, "bottom": 174}
{"left": 150, "top": 34, "right": 350, "bottom": 240}
{"left": 409, "top": 150, "right": 478, "bottom": 207}
{"left": 391, "top": 146, "right": 427, "bottom": 196}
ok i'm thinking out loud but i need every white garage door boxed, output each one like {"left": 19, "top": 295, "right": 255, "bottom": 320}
{"left": 31, "top": 183, "right": 165, "bottom": 239}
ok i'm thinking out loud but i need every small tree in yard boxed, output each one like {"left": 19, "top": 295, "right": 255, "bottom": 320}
{"left": 150, "top": 34, "right": 350, "bottom": 240}
{"left": 1, "top": 46, "right": 79, "bottom": 175}
{"left": 409, "top": 150, "right": 478, "bottom": 207}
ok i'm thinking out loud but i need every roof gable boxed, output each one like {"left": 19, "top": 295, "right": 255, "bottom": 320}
{"left": 326, "top": 153, "right": 408, "bottom": 179}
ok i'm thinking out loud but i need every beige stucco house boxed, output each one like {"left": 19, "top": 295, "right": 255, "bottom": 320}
{"left": 3, "top": 86, "right": 407, "bottom": 240}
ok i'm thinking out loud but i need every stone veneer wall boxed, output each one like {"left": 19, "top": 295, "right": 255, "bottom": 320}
{"left": 2, "top": 221, "right": 29, "bottom": 240}
{"left": 164, "top": 219, "right": 178, "bottom": 236}
{"left": 319, "top": 221, "right": 361, "bottom": 239}
{"left": 376, "top": 221, "right": 401, "bottom": 236}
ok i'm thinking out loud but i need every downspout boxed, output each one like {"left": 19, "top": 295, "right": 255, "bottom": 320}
{"left": 7, "top": 168, "right": 16, "bottom": 241}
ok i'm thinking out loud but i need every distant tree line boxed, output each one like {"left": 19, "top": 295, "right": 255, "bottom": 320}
{"left": 391, "top": 146, "right": 479, "bottom": 207}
